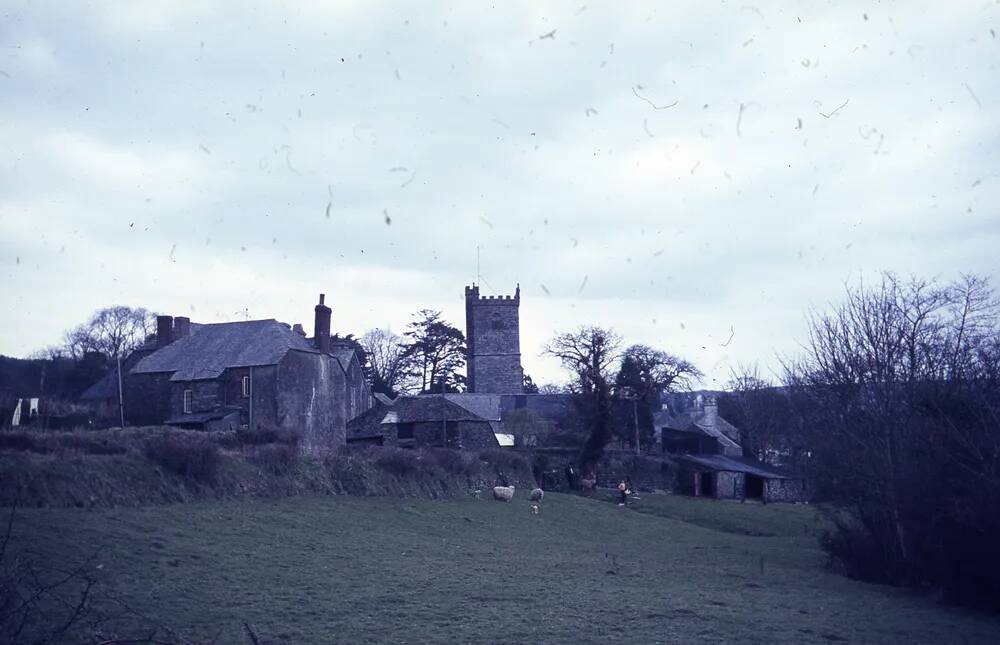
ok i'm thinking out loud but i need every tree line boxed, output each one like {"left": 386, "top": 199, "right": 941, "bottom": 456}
{"left": 720, "top": 273, "right": 1000, "bottom": 610}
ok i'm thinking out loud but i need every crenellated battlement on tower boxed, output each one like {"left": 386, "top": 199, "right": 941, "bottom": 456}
{"left": 464, "top": 284, "right": 520, "bottom": 304}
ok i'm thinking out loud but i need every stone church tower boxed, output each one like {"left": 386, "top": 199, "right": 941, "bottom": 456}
{"left": 464, "top": 284, "right": 524, "bottom": 394}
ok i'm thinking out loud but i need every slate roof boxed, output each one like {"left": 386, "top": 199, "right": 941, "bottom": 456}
{"left": 387, "top": 395, "right": 489, "bottom": 424}
{"left": 165, "top": 406, "right": 242, "bottom": 425}
{"left": 346, "top": 395, "right": 496, "bottom": 440}
{"left": 80, "top": 367, "right": 119, "bottom": 401}
{"left": 445, "top": 394, "right": 502, "bottom": 421}
{"left": 80, "top": 348, "right": 155, "bottom": 401}
{"left": 653, "top": 409, "right": 742, "bottom": 453}
{"left": 679, "top": 454, "right": 800, "bottom": 480}
{"left": 132, "top": 319, "right": 318, "bottom": 381}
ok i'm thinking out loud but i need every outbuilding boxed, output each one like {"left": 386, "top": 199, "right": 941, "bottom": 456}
{"left": 678, "top": 454, "right": 808, "bottom": 503}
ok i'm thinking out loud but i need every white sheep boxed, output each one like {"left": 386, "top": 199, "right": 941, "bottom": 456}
{"left": 529, "top": 488, "right": 544, "bottom": 502}
{"left": 492, "top": 485, "right": 515, "bottom": 502}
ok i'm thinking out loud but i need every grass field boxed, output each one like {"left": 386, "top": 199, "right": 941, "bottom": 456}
{"left": 7, "top": 492, "right": 1000, "bottom": 644}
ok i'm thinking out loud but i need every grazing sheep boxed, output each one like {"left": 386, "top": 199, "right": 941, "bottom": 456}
{"left": 492, "top": 486, "right": 515, "bottom": 502}
{"left": 530, "top": 488, "right": 544, "bottom": 502}
{"left": 471, "top": 489, "right": 482, "bottom": 500}
{"left": 530, "top": 504, "right": 540, "bottom": 515}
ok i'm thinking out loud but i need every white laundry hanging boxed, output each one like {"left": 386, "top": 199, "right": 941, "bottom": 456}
{"left": 10, "top": 399, "right": 22, "bottom": 426}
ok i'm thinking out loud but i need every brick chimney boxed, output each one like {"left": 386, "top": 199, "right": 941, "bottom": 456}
{"left": 292, "top": 323, "right": 306, "bottom": 336}
{"left": 314, "top": 294, "right": 331, "bottom": 352}
{"left": 173, "top": 316, "right": 191, "bottom": 340}
{"left": 156, "top": 315, "right": 174, "bottom": 348}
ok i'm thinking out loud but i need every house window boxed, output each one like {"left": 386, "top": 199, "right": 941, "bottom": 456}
{"left": 397, "top": 423, "right": 414, "bottom": 440}
{"left": 183, "top": 390, "right": 193, "bottom": 413}
{"left": 242, "top": 375, "right": 251, "bottom": 398}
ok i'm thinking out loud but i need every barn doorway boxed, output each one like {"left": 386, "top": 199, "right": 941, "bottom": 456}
{"left": 745, "top": 475, "right": 764, "bottom": 499}
{"left": 699, "top": 472, "right": 715, "bottom": 498}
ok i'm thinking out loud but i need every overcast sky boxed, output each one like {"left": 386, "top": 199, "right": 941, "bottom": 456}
{"left": 1, "top": 1, "right": 997, "bottom": 388}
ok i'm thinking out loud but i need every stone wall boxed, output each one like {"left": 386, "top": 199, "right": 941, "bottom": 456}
{"left": 409, "top": 420, "right": 498, "bottom": 450}
{"left": 715, "top": 470, "right": 745, "bottom": 500}
{"left": 123, "top": 372, "right": 172, "bottom": 426}
{"left": 276, "top": 350, "right": 345, "bottom": 454}
{"left": 764, "top": 478, "right": 808, "bottom": 503}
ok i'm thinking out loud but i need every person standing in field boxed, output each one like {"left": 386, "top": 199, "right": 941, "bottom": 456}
{"left": 617, "top": 480, "right": 628, "bottom": 506}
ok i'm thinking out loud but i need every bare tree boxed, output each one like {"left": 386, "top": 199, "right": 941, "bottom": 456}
{"left": 543, "top": 326, "right": 622, "bottom": 472}
{"left": 360, "top": 328, "right": 416, "bottom": 397}
{"left": 789, "top": 272, "right": 1000, "bottom": 605}
{"left": 61, "top": 306, "right": 156, "bottom": 360}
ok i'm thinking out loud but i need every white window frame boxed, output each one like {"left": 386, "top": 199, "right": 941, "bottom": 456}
{"left": 183, "top": 389, "right": 193, "bottom": 413}
{"left": 242, "top": 375, "right": 251, "bottom": 398}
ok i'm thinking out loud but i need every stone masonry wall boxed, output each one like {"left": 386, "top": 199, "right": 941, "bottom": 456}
{"left": 465, "top": 285, "right": 524, "bottom": 394}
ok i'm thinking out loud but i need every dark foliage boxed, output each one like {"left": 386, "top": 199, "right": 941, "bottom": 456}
{"left": 789, "top": 273, "right": 1000, "bottom": 611}
{"left": 478, "top": 449, "right": 530, "bottom": 474}
{"left": 251, "top": 444, "right": 299, "bottom": 475}
{"left": 0, "top": 432, "right": 34, "bottom": 452}
{"left": 143, "top": 435, "right": 221, "bottom": 483}
{"left": 375, "top": 448, "right": 421, "bottom": 477}
{"left": 422, "top": 448, "right": 474, "bottom": 475}
{"left": 236, "top": 424, "right": 300, "bottom": 447}
{"left": 0, "top": 430, "right": 128, "bottom": 456}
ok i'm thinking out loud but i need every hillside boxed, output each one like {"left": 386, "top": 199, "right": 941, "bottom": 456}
{"left": 5, "top": 493, "right": 999, "bottom": 644}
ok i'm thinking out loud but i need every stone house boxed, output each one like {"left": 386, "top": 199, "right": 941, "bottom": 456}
{"left": 124, "top": 294, "right": 371, "bottom": 453}
{"left": 347, "top": 394, "right": 506, "bottom": 450}
{"left": 656, "top": 394, "right": 808, "bottom": 502}
{"left": 653, "top": 395, "right": 743, "bottom": 457}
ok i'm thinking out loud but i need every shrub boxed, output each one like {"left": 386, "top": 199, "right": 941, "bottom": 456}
{"left": 252, "top": 444, "right": 299, "bottom": 475}
{"left": 0, "top": 432, "right": 38, "bottom": 453}
{"left": 375, "top": 448, "right": 420, "bottom": 477}
{"left": 47, "top": 434, "right": 128, "bottom": 456}
{"left": 478, "top": 449, "right": 530, "bottom": 474}
{"left": 236, "top": 424, "right": 300, "bottom": 447}
{"left": 423, "top": 448, "right": 473, "bottom": 475}
{"left": 143, "top": 435, "right": 221, "bottom": 483}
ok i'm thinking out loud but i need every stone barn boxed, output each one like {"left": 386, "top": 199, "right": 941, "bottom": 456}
{"left": 678, "top": 454, "right": 808, "bottom": 503}
{"left": 347, "top": 394, "right": 506, "bottom": 450}
{"left": 123, "top": 294, "right": 371, "bottom": 453}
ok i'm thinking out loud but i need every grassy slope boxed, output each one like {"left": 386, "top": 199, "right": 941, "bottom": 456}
{"left": 8, "top": 494, "right": 1000, "bottom": 644}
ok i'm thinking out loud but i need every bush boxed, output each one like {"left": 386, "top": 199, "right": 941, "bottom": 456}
{"left": 236, "top": 424, "right": 300, "bottom": 447}
{"left": 47, "top": 434, "right": 128, "bottom": 456}
{"left": 0, "top": 432, "right": 38, "bottom": 453}
{"left": 375, "top": 448, "right": 420, "bottom": 477}
{"left": 820, "top": 516, "right": 898, "bottom": 584}
{"left": 478, "top": 449, "right": 530, "bottom": 474}
{"left": 423, "top": 448, "right": 473, "bottom": 475}
{"left": 252, "top": 444, "right": 299, "bottom": 475}
{"left": 143, "top": 435, "right": 221, "bottom": 483}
